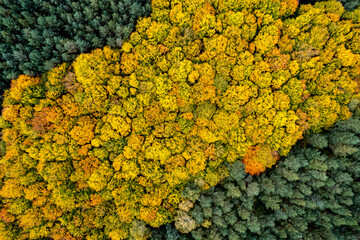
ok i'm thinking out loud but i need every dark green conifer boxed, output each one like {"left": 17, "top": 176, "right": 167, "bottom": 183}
{"left": 0, "top": 0, "right": 151, "bottom": 104}
{"left": 151, "top": 102, "right": 360, "bottom": 239}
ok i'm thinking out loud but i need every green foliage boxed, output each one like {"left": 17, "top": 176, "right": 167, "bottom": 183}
{"left": 150, "top": 224, "right": 190, "bottom": 240}
{"left": 1, "top": 0, "right": 360, "bottom": 239}
{"left": 0, "top": 0, "right": 151, "bottom": 104}
{"left": 152, "top": 105, "right": 360, "bottom": 239}
{"left": 301, "top": 0, "right": 360, "bottom": 11}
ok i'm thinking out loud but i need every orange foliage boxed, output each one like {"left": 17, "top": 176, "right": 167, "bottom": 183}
{"left": 1, "top": 0, "right": 359, "bottom": 239}
{"left": 243, "top": 145, "right": 280, "bottom": 175}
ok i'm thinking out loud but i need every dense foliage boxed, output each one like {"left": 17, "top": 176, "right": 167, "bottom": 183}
{"left": 301, "top": 0, "right": 360, "bottom": 11}
{"left": 0, "top": 0, "right": 151, "bottom": 101}
{"left": 150, "top": 99, "right": 360, "bottom": 240}
{"left": 0, "top": 0, "right": 360, "bottom": 239}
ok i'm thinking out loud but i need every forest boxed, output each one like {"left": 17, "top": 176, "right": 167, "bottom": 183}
{"left": 0, "top": 0, "right": 359, "bottom": 239}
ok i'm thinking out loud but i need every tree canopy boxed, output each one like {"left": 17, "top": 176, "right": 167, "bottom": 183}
{"left": 0, "top": 0, "right": 151, "bottom": 104}
{"left": 0, "top": 0, "right": 360, "bottom": 239}
{"left": 152, "top": 98, "right": 360, "bottom": 239}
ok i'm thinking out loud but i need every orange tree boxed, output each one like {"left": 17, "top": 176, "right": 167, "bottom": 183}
{"left": 0, "top": 0, "right": 360, "bottom": 239}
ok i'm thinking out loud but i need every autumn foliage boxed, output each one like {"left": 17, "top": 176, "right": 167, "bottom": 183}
{"left": 0, "top": 0, "right": 360, "bottom": 239}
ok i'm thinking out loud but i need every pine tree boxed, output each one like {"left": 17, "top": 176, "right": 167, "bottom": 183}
{"left": 0, "top": 0, "right": 151, "bottom": 106}
{"left": 161, "top": 103, "right": 360, "bottom": 239}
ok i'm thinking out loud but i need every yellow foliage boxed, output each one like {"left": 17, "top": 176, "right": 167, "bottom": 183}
{"left": 73, "top": 46, "right": 121, "bottom": 86}
{"left": 2, "top": 104, "right": 20, "bottom": 122}
{"left": 0, "top": 179, "right": 23, "bottom": 198}
{"left": 69, "top": 116, "right": 96, "bottom": 145}
{"left": 87, "top": 162, "right": 114, "bottom": 192}
{"left": 18, "top": 208, "right": 42, "bottom": 229}
{"left": 4, "top": 75, "right": 40, "bottom": 102}
{"left": 1, "top": 0, "right": 359, "bottom": 239}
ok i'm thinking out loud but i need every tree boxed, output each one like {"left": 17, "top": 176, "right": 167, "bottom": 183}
{"left": 1, "top": 0, "right": 360, "bottom": 239}
{"left": 158, "top": 99, "right": 360, "bottom": 239}
{"left": 0, "top": 0, "right": 151, "bottom": 107}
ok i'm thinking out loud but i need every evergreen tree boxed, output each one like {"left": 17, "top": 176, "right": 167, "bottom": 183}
{"left": 300, "top": 0, "right": 360, "bottom": 11}
{"left": 1, "top": 0, "right": 360, "bottom": 239}
{"left": 151, "top": 99, "right": 360, "bottom": 239}
{"left": 0, "top": 0, "right": 151, "bottom": 105}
